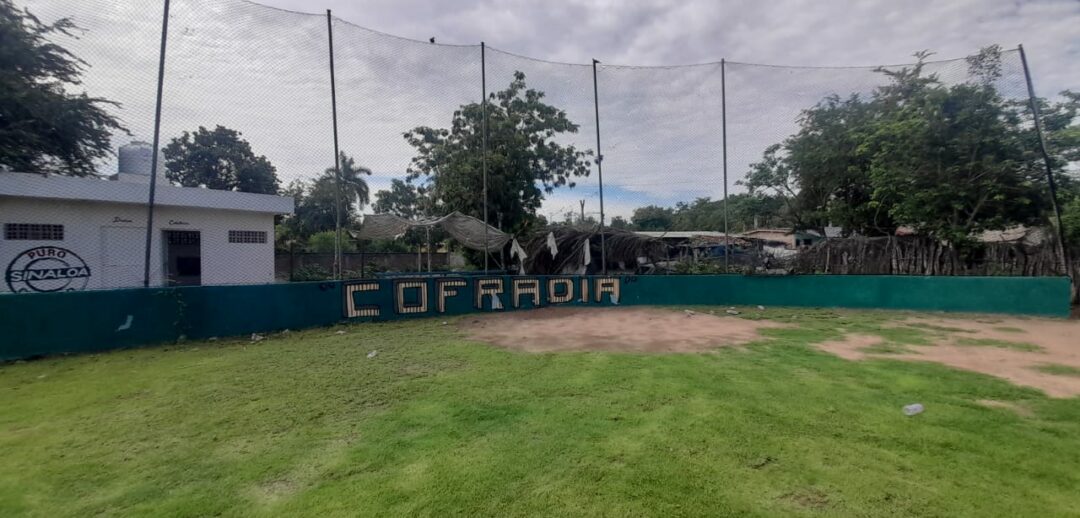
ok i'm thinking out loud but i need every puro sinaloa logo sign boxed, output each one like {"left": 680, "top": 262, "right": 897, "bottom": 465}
{"left": 5, "top": 246, "right": 91, "bottom": 293}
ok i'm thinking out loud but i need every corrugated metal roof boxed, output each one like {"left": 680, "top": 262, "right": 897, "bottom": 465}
{"left": 634, "top": 231, "right": 729, "bottom": 239}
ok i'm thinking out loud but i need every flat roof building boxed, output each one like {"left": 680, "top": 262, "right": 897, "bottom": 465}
{"left": 1, "top": 170, "right": 293, "bottom": 293}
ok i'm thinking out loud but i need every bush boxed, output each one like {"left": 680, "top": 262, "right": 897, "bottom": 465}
{"left": 292, "top": 264, "right": 333, "bottom": 281}
{"left": 307, "top": 231, "right": 356, "bottom": 253}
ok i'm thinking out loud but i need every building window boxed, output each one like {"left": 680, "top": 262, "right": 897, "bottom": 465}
{"left": 228, "top": 230, "right": 267, "bottom": 244}
{"left": 4, "top": 223, "right": 64, "bottom": 241}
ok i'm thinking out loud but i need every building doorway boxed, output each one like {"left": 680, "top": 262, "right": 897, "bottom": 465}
{"left": 164, "top": 230, "right": 201, "bottom": 286}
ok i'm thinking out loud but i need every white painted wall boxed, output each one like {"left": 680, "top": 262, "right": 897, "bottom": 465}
{"left": 1, "top": 197, "right": 278, "bottom": 293}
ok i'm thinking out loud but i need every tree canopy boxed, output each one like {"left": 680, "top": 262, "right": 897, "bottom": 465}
{"left": 278, "top": 152, "right": 372, "bottom": 246}
{"left": 373, "top": 179, "right": 425, "bottom": 219}
{"left": 333, "top": 152, "right": 372, "bottom": 209}
{"left": 626, "top": 194, "right": 786, "bottom": 233}
{"left": 741, "top": 46, "right": 1078, "bottom": 245}
{"left": 163, "top": 125, "right": 279, "bottom": 194}
{"left": 0, "top": 0, "right": 126, "bottom": 175}
{"left": 403, "top": 71, "right": 593, "bottom": 235}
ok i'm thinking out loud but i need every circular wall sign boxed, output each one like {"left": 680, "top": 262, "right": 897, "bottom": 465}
{"left": 5, "top": 246, "right": 91, "bottom": 293}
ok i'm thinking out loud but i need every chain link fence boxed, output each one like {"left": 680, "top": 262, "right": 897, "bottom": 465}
{"left": 2, "top": 0, "right": 1072, "bottom": 294}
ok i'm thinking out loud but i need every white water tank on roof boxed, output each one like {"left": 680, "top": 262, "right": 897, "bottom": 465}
{"left": 115, "top": 141, "right": 168, "bottom": 185}
{"left": 118, "top": 141, "right": 157, "bottom": 176}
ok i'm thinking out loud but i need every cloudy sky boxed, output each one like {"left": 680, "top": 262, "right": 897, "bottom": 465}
{"left": 24, "top": 0, "right": 1080, "bottom": 220}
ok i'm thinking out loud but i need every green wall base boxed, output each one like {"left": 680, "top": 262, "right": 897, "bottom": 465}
{"left": 0, "top": 275, "right": 1069, "bottom": 361}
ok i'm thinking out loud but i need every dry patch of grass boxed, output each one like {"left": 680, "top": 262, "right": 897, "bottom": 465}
{"left": 1033, "top": 364, "right": 1080, "bottom": 377}
{"left": 955, "top": 337, "right": 1042, "bottom": 352}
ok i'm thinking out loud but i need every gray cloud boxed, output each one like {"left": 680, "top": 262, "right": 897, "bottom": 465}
{"left": 21, "top": 0, "right": 1079, "bottom": 219}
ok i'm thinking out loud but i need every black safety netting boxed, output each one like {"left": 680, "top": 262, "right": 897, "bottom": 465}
{"left": 2, "top": 0, "right": 1070, "bottom": 294}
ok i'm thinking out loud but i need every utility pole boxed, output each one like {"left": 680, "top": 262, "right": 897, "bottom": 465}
{"left": 141, "top": 0, "right": 170, "bottom": 287}
{"left": 1019, "top": 44, "right": 1069, "bottom": 274}
{"left": 591, "top": 59, "right": 607, "bottom": 274}
{"left": 481, "top": 42, "right": 490, "bottom": 274}
{"left": 580, "top": 199, "right": 586, "bottom": 224}
{"left": 721, "top": 58, "right": 730, "bottom": 272}
{"left": 326, "top": 10, "right": 343, "bottom": 280}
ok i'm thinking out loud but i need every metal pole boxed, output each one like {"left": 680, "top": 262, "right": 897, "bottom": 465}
{"left": 721, "top": 59, "right": 730, "bottom": 272}
{"left": 481, "top": 42, "right": 490, "bottom": 274}
{"left": 591, "top": 59, "right": 607, "bottom": 275}
{"left": 142, "top": 0, "right": 170, "bottom": 288}
{"left": 1019, "top": 45, "right": 1069, "bottom": 273}
{"left": 327, "top": 10, "right": 343, "bottom": 280}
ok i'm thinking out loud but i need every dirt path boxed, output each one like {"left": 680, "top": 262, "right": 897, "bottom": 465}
{"left": 818, "top": 316, "right": 1080, "bottom": 397}
{"left": 462, "top": 306, "right": 784, "bottom": 353}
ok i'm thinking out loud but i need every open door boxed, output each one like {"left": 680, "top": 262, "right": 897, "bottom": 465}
{"left": 164, "top": 230, "right": 201, "bottom": 286}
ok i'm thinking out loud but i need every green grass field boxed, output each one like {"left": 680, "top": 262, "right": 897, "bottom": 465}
{"left": 2, "top": 307, "right": 1079, "bottom": 517}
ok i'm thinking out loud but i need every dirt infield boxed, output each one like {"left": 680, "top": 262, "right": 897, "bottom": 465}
{"left": 819, "top": 316, "right": 1080, "bottom": 398}
{"left": 462, "top": 307, "right": 784, "bottom": 353}
{"left": 464, "top": 306, "right": 1080, "bottom": 398}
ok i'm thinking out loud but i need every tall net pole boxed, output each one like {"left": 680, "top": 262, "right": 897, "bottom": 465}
{"left": 721, "top": 58, "right": 730, "bottom": 272}
{"left": 592, "top": 59, "right": 607, "bottom": 275}
{"left": 1019, "top": 45, "right": 1069, "bottom": 274}
{"left": 481, "top": 42, "right": 489, "bottom": 274}
{"left": 141, "top": 0, "right": 170, "bottom": 288}
{"left": 326, "top": 10, "right": 343, "bottom": 280}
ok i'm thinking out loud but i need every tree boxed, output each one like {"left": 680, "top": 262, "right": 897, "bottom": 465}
{"left": 724, "top": 193, "right": 787, "bottom": 232}
{"left": 742, "top": 47, "right": 1060, "bottom": 245}
{"left": 0, "top": 0, "right": 126, "bottom": 175}
{"left": 373, "top": 179, "right": 425, "bottom": 219}
{"left": 279, "top": 153, "right": 374, "bottom": 243}
{"left": 609, "top": 216, "right": 631, "bottom": 229}
{"left": 1062, "top": 195, "right": 1080, "bottom": 245}
{"left": 307, "top": 230, "right": 356, "bottom": 253}
{"left": 630, "top": 205, "right": 675, "bottom": 231}
{"left": 741, "top": 96, "right": 880, "bottom": 234}
{"left": 330, "top": 152, "right": 372, "bottom": 209}
{"left": 163, "top": 125, "right": 279, "bottom": 194}
{"left": 404, "top": 71, "right": 592, "bottom": 236}
{"left": 623, "top": 195, "right": 784, "bottom": 233}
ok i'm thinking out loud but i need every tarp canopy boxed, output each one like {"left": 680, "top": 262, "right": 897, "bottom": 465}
{"left": 349, "top": 212, "right": 511, "bottom": 253}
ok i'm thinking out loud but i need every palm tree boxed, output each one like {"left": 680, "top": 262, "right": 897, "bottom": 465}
{"left": 324, "top": 151, "right": 372, "bottom": 210}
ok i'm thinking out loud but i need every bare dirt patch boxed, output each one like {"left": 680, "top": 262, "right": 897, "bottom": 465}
{"left": 462, "top": 307, "right": 785, "bottom": 353}
{"left": 816, "top": 334, "right": 890, "bottom": 361}
{"left": 818, "top": 316, "right": 1080, "bottom": 398}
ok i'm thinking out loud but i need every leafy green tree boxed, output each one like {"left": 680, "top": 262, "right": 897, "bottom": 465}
{"left": 163, "top": 125, "right": 279, "bottom": 194}
{"left": 864, "top": 62, "right": 1045, "bottom": 243}
{"left": 282, "top": 176, "right": 346, "bottom": 238}
{"left": 609, "top": 216, "right": 631, "bottom": 229}
{"left": 280, "top": 153, "right": 374, "bottom": 243}
{"left": 404, "top": 71, "right": 592, "bottom": 235}
{"left": 1062, "top": 195, "right": 1080, "bottom": 245}
{"left": 630, "top": 205, "right": 675, "bottom": 231}
{"left": 725, "top": 193, "right": 787, "bottom": 232}
{"left": 742, "top": 46, "right": 1062, "bottom": 245}
{"left": 307, "top": 230, "right": 355, "bottom": 253}
{"left": 373, "top": 179, "right": 425, "bottom": 219}
{"left": 625, "top": 195, "right": 784, "bottom": 233}
{"left": 0, "top": 0, "right": 126, "bottom": 175}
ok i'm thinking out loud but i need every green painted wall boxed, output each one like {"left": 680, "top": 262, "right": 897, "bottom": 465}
{"left": 0, "top": 281, "right": 342, "bottom": 361}
{"left": 617, "top": 275, "right": 1070, "bottom": 316}
{"left": 0, "top": 275, "right": 1070, "bottom": 361}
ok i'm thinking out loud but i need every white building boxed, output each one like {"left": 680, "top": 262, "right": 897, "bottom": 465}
{"left": 0, "top": 147, "right": 293, "bottom": 293}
